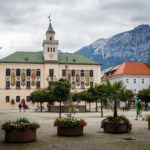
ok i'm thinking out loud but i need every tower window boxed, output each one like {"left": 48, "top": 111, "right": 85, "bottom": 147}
{"left": 53, "top": 48, "right": 55, "bottom": 52}
{"left": 50, "top": 37, "right": 52, "bottom": 40}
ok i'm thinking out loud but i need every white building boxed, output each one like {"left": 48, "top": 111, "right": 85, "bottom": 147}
{"left": 101, "top": 62, "right": 150, "bottom": 94}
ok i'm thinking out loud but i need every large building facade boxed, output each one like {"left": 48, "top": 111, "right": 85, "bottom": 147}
{"left": 0, "top": 20, "right": 101, "bottom": 108}
{"left": 101, "top": 62, "right": 150, "bottom": 94}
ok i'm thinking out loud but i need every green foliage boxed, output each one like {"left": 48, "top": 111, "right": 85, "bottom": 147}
{"left": 101, "top": 116, "right": 131, "bottom": 129}
{"left": 1, "top": 118, "right": 40, "bottom": 131}
{"left": 51, "top": 78, "right": 71, "bottom": 102}
{"left": 137, "top": 88, "right": 150, "bottom": 104}
{"left": 30, "top": 89, "right": 51, "bottom": 104}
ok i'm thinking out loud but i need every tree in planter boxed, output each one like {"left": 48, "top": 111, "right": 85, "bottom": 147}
{"left": 51, "top": 78, "right": 71, "bottom": 118}
{"left": 137, "top": 88, "right": 150, "bottom": 111}
{"left": 101, "top": 80, "right": 132, "bottom": 133}
{"left": 105, "top": 80, "right": 125, "bottom": 117}
{"left": 30, "top": 89, "right": 50, "bottom": 112}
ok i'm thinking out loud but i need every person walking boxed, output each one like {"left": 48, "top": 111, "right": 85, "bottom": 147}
{"left": 23, "top": 103, "right": 26, "bottom": 112}
{"left": 135, "top": 99, "right": 144, "bottom": 120}
{"left": 18, "top": 103, "right": 22, "bottom": 112}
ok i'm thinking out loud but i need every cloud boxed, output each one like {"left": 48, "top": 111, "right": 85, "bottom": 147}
{"left": 0, "top": 0, "right": 150, "bottom": 58}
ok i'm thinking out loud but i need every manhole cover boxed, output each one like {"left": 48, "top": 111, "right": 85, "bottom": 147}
{"left": 122, "top": 138, "right": 136, "bottom": 140}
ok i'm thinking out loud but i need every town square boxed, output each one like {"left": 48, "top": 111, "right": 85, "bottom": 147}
{"left": 0, "top": 0, "right": 150, "bottom": 150}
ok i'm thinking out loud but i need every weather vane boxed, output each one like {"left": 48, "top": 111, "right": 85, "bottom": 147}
{"left": 48, "top": 15, "right": 51, "bottom": 22}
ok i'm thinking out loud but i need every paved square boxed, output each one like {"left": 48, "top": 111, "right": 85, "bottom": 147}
{"left": 0, "top": 109, "right": 150, "bottom": 150}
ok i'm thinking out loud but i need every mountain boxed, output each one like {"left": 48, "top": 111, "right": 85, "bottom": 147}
{"left": 75, "top": 24, "right": 150, "bottom": 70}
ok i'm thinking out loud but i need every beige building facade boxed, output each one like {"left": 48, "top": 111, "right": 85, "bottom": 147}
{"left": 0, "top": 20, "right": 101, "bottom": 108}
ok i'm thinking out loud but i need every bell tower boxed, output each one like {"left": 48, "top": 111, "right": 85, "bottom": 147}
{"left": 43, "top": 16, "right": 58, "bottom": 61}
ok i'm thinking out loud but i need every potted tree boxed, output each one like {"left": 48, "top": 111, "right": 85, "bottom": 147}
{"left": 54, "top": 101, "right": 87, "bottom": 136}
{"left": 101, "top": 80, "right": 133, "bottom": 133}
{"left": 1, "top": 118, "right": 40, "bottom": 142}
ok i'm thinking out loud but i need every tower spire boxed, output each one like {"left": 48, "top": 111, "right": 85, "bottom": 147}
{"left": 46, "top": 15, "right": 55, "bottom": 34}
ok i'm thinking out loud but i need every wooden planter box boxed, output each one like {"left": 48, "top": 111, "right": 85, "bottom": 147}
{"left": 103, "top": 124, "right": 129, "bottom": 133}
{"left": 5, "top": 129, "right": 36, "bottom": 143}
{"left": 57, "top": 126, "right": 83, "bottom": 136}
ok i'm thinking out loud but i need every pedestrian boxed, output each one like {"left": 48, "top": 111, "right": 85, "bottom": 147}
{"left": 135, "top": 99, "right": 144, "bottom": 120}
{"left": 18, "top": 103, "right": 22, "bottom": 112}
{"left": 23, "top": 103, "right": 26, "bottom": 112}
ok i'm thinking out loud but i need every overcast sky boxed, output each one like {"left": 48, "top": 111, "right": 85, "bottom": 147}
{"left": 0, "top": 0, "right": 150, "bottom": 58}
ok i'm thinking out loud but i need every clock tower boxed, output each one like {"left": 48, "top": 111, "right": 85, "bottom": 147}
{"left": 43, "top": 17, "right": 58, "bottom": 61}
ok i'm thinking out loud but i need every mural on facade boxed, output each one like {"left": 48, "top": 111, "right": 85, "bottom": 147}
{"left": 85, "top": 70, "right": 89, "bottom": 86}
{"left": 76, "top": 70, "right": 80, "bottom": 86}
{"left": 21, "top": 69, "right": 26, "bottom": 86}
{"left": 11, "top": 69, "right": 15, "bottom": 86}
{"left": 68, "top": 70, "right": 71, "bottom": 81}
{"left": 31, "top": 69, "right": 36, "bottom": 86}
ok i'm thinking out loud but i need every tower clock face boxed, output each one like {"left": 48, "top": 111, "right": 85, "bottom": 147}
{"left": 49, "top": 54, "right": 53, "bottom": 58}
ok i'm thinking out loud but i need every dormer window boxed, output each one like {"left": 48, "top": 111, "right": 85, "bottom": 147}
{"left": 50, "top": 37, "right": 52, "bottom": 40}
{"left": 53, "top": 48, "right": 55, "bottom": 52}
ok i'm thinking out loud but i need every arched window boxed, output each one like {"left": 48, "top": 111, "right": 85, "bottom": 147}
{"left": 53, "top": 48, "right": 55, "bottom": 52}
{"left": 48, "top": 47, "right": 49, "bottom": 52}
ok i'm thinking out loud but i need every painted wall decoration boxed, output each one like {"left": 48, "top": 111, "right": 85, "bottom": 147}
{"left": 11, "top": 69, "right": 15, "bottom": 86}
{"left": 67, "top": 70, "right": 71, "bottom": 81}
{"left": 31, "top": 69, "right": 36, "bottom": 86}
{"left": 85, "top": 70, "right": 89, "bottom": 86}
{"left": 21, "top": 69, "right": 26, "bottom": 86}
{"left": 76, "top": 70, "right": 80, "bottom": 86}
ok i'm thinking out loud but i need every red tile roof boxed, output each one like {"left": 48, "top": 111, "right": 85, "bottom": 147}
{"left": 102, "top": 62, "right": 150, "bottom": 81}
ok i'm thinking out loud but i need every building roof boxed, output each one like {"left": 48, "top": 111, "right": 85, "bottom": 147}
{"left": 0, "top": 51, "right": 100, "bottom": 65}
{"left": 46, "top": 23, "right": 55, "bottom": 34}
{"left": 102, "top": 62, "right": 150, "bottom": 80}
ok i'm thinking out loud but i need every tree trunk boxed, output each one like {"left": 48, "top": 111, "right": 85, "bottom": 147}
{"left": 85, "top": 101, "right": 86, "bottom": 112}
{"left": 96, "top": 101, "right": 98, "bottom": 112}
{"left": 101, "top": 101, "right": 103, "bottom": 117}
{"left": 114, "top": 101, "right": 117, "bottom": 118}
{"left": 59, "top": 101, "right": 62, "bottom": 118}
{"left": 40, "top": 102, "right": 43, "bottom": 112}
{"left": 89, "top": 102, "right": 91, "bottom": 112}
